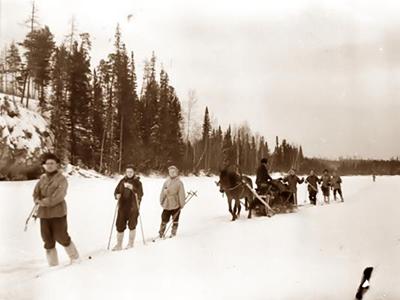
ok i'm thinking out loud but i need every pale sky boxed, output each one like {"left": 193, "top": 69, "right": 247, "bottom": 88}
{"left": 1, "top": 0, "right": 400, "bottom": 159}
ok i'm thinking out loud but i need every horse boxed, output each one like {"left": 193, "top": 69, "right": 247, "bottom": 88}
{"left": 217, "top": 169, "right": 254, "bottom": 221}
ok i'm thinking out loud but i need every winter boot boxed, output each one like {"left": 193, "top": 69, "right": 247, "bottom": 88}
{"left": 112, "top": 232, "right": 124, "bottom": 251}
{"left": 46, "top": 248, "right": 59, "bottom": 267}
{"left": 159, "top": 222, "right": 167, "bottom": 238}
{"left": 171, "top": 222, "right": 179, "bottom": 237}
{"left": 125, "top": 229, "right": 136, "bottom": 249}
{"left": 64, "top": 241, "right": 80, "bottom": 263}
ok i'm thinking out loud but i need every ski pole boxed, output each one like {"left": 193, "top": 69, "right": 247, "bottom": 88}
{"left": 107, "top": 201, "right": 119, "bottom": 250}
{"left": 162, "top": 191, "right": 197, "bottom": 238}
{"left": 24, "top": 204, "right": 38, "bottom": 232}
{"left": 135, "top": 194, "right": 146, "bottom": 245}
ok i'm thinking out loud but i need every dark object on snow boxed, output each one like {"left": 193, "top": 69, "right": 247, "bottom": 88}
{"left": 255, "top": 164, "right": 273, "bottom": 191}
{"left": 114, "top": 176, "right": 143, "bottom": 232}
{"left": 254, "top": 179, "right": 295, "bottom": 215}
{"left": 218, "top": 168, "right": 254, "bottom": 221}
{"left": 355, "top": 267, "right": 374, "bottom": 300}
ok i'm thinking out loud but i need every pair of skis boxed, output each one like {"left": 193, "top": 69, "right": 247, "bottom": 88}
{"left": 152, "top": 190, "right": 198, "bottom": 242}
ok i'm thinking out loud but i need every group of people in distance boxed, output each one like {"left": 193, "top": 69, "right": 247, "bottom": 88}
{"left": 256, "top": 158, "right": 344, "bottom": 207}
{"left": 32, "top": 153, "right": 186, "bottom": 267}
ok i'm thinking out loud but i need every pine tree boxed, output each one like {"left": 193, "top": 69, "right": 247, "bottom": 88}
{"left": 5, "top": 42, "right": 23, "bottom": 98}
{"left": 125, "top": 51, "right": 142, "bottom": 169}
{"left": 140, "top": 52, "right": 160, "bottom": 169}
{"left": 97, "top": 58, "right": 116, "bottom": 173}
{"left": 158, "top": 69, "right": 171, "bottom": 168}
{"left": 21, "top": 26, "right": 55, "bottom": 110}
{"left": 222, "top": 126, "right": 235, "bottom": 166}
{"left": 68, "top": 37, "right": 92, "bottom": 166}
{"left": 201, "top": 107, "right": 211, "bottom": 170}
{"left": 50, "top": 45, "right": 70, "bottom": 162}
{"left": 91, "top": 69, "right": 105, "bottom": 169}
{"left": 166, "top": 86, "right": 184, "bottom": 169}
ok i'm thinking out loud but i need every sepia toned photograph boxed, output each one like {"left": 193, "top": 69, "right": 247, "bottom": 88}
{"left": 0, "top": 0, "right": 399, "bottom": 299}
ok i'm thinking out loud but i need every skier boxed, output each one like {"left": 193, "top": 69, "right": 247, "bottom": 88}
{"left": 372, "top": 174, "right": 376, "bottom": 182}
{"left": 112, "top": 165, "right": 143, "bottom": 251}
{"left": 331, "top": 171, "right": 344, "bottom": 202}
{"left": 282, "top": 169, "right": 304, "bottom": 206}
{"left": 32, "top": 153, "right": 79, "bottom": 267}
{"left": 159, "top": 165, "right": 186, "bottom": 238}
{"left": 320, "top": 169, "right": 332, "bottom": 204}
{"left": 305, "top": 170, "right": 320, "bottom": 205}
{"left": 255, "top": 158, "right": 273, "bottom": 195}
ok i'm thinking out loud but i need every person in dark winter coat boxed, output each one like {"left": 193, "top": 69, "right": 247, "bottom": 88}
{"left": 282, "top": 169, "right": 304, "bottom": 206}
{"left": 331, "top": 171, "right": 344, "bottom": 202}
{"left": 112, "top": 165, "right": 143, "bottom": 250}
{"left": 32, "top": 153, "right": 79, "bottom": 267}
{"left": 255, "top": 158, "right": 273, "bottom": 195}
{"left": 159, "top": 166, "right": 186, "bottom": 238}
{"left": 305, "top": 170, "right": 320, "bottom": 205}
{"left": 320, "top": 169, "right": 332, "bottom": 204}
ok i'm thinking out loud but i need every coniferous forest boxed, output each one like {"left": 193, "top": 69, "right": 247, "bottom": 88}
{"left": 0, "top": 9, "right": 399, "bottom": 178}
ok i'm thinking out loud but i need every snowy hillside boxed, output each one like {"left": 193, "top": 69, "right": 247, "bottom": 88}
{"left": 0, "top": 93, "right": 51, "bottom": 158}
{"left": 0, "top": 175, "right": 399, "bottom": 300}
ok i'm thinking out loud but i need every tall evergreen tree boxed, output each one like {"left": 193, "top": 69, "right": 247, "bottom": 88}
{"left": 90, "top": 69, "right": 105, "bottom": 169}
{"left": 222, "top": 126, "right": 235, "bottom": 166}
{"left": 21, "top": 26, "right": 55, "bottom": 110}
{"left": 139, "top": 52, "right": 160, "bottom": 169}
{"left": 201, "top": 107, "right": 211, "bottom": 170}
{"left": 166, "top": 86, "right": 184, "bottom": 168}
{"left": 50, "top": 45, "right": 70, "bottom": 162}
{"left": 68, "top": 37, "right": 92, "bottom": 166}
{"left": 5, "top": 42, "right": 23, "bottom": 97}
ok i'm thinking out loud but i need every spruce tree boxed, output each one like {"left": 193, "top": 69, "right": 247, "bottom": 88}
{"left": 166, "top": 86, "right": 184, "bottom": 169}
{"left": 140, "top": 52, "right": 160, "bottom": 169}
{"left": 68, "top": 37, "right": 92, "bottom": 166}
{"left": 201, "top": 107, "right": 211, "bottom": 170}
{"left": 91, "top": 69, "right": 105, "bottom": 169}
{"left": 50, "top": 45, "right": 70, "bottom": 162}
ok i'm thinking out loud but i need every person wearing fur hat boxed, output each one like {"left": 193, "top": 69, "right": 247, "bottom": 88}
{"left": 32, "top": 153, "right": 79, "bottom": 267}
{"left": 159, "top": 165, "right": 186, "bottom": 238}
{"left": 255, "top": 158, "right": 273, "bottom": 194}
{"left": 112, "top": 164, "right": 143, "bottom": 251}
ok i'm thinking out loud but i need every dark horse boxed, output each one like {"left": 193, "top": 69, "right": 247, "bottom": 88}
{"left": 217, "top": 169, "right": 254, "bottom": 221}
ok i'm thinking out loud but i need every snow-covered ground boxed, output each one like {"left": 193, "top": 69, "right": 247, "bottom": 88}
{"left": 0, "top": 175, "right": 399, "bottom": 300}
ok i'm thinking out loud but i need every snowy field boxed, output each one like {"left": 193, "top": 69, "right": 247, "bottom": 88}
{"left": 0, "top": 175, "right": 399, "bottom": 300}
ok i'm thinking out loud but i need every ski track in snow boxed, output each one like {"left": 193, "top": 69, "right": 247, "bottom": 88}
{"left": 0, "top": 176, "right": 400, "bottom": 300}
